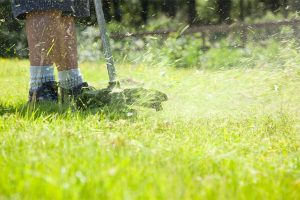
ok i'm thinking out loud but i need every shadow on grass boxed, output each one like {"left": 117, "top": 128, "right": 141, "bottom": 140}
{"left": 0, "top": 101, "right": 137, "bottom": 121}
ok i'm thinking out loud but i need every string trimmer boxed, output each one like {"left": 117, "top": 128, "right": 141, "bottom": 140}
{"left": 76, "top": 0, "right": 168, "bottom": 111}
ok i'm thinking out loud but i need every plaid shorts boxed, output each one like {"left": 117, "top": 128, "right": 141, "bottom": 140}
{"left": 11, "top": 0, "right": 90, "bottom": 20}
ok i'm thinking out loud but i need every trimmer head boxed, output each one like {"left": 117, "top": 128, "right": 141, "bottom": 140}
{"left": 76, "top": 87, "right": 168, "bottom": 111}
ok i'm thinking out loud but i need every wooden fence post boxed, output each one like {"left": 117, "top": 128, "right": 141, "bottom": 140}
{"left": 241, "top": 25, "right": 248, "bottom": 47}
{"left": 201, "top": 31, "right": 209, "bottom": 51}
{"left": 292, "top": 21, "right": 299, "bottom": 42}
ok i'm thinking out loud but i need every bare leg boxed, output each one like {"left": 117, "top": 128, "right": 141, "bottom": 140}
{"left": 55, "top": 15, "right": 79, "bottom": 71}
{"left": 26, "top": 10, "right": 61, "bottom": 66}
{"left": 55, "top": 15, "right": 84, "bottom": 95}
{"left": 26, "top": 10, "right": 61, "bottom": 102}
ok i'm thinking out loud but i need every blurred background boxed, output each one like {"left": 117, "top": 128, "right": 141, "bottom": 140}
{"left": 1, "top": 0, "right": 300, "bottom": 69}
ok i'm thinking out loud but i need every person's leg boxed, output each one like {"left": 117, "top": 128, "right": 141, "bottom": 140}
{"left": 55, "top": 15, "right": 78, "bottom": 71}
{"left": 26, "top": 10, "right": 61, "bottom": 101}
{"left": 55, "top": 15, "right": 85, "bottom": 95}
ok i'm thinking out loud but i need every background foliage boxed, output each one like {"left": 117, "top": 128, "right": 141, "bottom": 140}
{"left": 1, "top": 0, "right": 300, "bottom": 58}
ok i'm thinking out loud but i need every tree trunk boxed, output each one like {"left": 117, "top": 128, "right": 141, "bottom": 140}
{"left": 162, "top": 0, "right": 177, "bottom": 18}
{"left": 113, "top": 0, "right": 122, "bottom": 22}
{"left": 271, "top": 0, "right": 280, "bottom": 12}
{"left": 216, "top": 0, "right": 232, "bottom": 24}
{"left": 264, "top": 0, "right": 280, "bottom": 13}
{"left": 245, "top": 1, "right": 252, "bottom": 17}
{"left": 102, "top": 0, "right": 111, "bottom": 22}
{"left": 141, "top": 0, "right": 149, "bottom": 24}
{"left": 283, "top": 0, "right": 288, "bottom": 18}
{"left": 187, "top": 0, "right": 197, "bottom": 25}
{"left": 240, "top": 0, "right": 244, "bottom": 21}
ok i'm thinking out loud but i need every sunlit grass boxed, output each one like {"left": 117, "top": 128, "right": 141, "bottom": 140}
{"left": 0, "top": 58, "right": 300, "bottom": 199}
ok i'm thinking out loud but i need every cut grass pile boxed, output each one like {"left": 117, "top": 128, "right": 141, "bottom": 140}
{"left": 0, "top": 58, "right": 299, "bottom": 199}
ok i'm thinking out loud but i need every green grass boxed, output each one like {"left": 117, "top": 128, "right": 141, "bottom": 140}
{"left": 0, "top": 58, "right": 300, "bottom": 199}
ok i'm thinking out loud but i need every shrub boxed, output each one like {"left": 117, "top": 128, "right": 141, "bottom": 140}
{"left": 0, "top": 2, "right": 27, "bottom": 57}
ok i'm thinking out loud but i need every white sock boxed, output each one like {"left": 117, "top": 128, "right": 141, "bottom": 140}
{"left": 58, "top": 68, "right": 83, "bottom": 89}
{"left": 30, "top": 66, "right": 55, "bottom": 91}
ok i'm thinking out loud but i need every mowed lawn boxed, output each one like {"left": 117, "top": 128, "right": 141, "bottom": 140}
{"left": 0, "top": 58, "right": 300, "bottom": 199}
